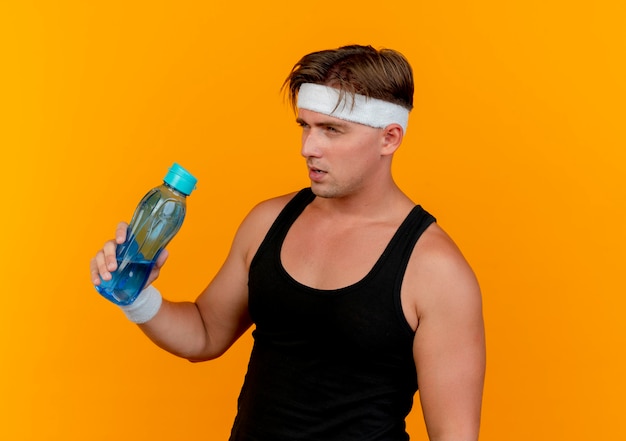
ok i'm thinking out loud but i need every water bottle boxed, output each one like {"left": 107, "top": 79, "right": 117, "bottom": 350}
{"left": 96, "top": 163, "right": 197, "bottom": 305}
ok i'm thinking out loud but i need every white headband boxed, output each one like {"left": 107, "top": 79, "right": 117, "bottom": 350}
{"left": 296, "top": 83, "right": 409, "bottom": 133}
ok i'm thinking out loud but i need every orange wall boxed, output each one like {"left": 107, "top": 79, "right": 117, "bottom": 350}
{"left": 1, "top": 1, "right": 625, "bottom": 440}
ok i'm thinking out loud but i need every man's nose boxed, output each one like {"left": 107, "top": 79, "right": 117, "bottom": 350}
{"left": 301, "top": 131, "right": 322, "bottom": 158}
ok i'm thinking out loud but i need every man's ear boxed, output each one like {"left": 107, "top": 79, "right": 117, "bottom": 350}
{"left": 381, "top": 124, "right": 404, "bottom": 156}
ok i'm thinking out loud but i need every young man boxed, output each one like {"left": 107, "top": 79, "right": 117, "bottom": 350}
{"left": 91, "top": 45, "right": 485, "bottom": 441}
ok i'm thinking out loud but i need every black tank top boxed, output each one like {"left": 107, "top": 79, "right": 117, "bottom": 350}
{"left": 230, "top": 188, "right": 436, "bottom": 441}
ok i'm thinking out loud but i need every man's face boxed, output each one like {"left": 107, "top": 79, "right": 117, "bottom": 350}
{"left": 296, "top": 108, "right": 386, "bottom": 199}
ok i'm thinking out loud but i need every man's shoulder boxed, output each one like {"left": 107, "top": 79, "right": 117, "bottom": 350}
{"left": 407, "top": 223, "right": 481, "bottom": 311}
{"left": 233, "top": 191, "right": 301, "bottom": 262}
{"left": 414, "top": 223, "right": 470, "bottom": 270}
{"left": 245, "top": 190, "right": 301, "bottom": 225}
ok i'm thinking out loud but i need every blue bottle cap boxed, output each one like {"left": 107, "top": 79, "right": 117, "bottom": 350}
{"left": 163, "top": 163, "right": 197, "bottom": 196}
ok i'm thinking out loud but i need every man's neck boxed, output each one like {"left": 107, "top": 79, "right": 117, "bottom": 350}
{"left": 309, "top": 182, "right": 414, "bottom": 222}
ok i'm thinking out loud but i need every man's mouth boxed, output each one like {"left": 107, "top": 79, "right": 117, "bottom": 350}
{"left": 308, "top": 165, "right": 327, "bottom": 181}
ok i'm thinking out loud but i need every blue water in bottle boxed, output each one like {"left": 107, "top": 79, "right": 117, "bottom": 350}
{"left": 96, "top": 163, "right": 197, "bottom": 305}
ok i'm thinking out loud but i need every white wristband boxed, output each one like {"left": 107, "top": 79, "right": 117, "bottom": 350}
{"left": 119, "top": 285, "right": 163, "bottom": 324}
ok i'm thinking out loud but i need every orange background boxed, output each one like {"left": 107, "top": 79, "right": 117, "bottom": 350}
{"left": 1, "top": 1, "right": 625, "bottom": 440}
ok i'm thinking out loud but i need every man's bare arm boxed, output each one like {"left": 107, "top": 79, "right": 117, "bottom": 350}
{"left": 409, "top": 227, "right": 486, "bottom": 440}
{"left": 91, "top": 194, "right": 294, "bottom": 361}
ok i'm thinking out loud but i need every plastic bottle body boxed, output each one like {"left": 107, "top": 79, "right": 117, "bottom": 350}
{"left": 96, "top": 183, "right": 187, "bottom": 305}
